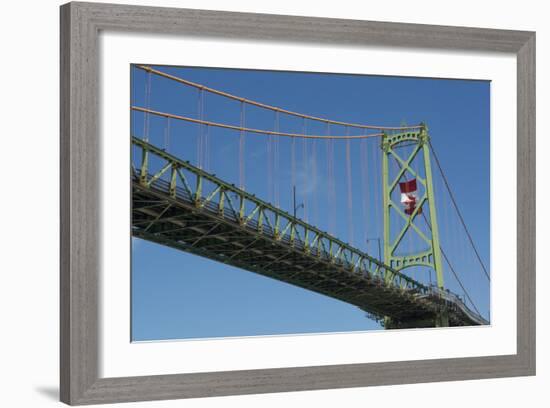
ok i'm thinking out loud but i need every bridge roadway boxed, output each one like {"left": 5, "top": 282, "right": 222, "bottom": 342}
{"left": 131, "top": 137, "right": 488, "bottom": 328}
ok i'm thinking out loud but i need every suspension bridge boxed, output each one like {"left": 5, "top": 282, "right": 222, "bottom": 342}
{"left": 131, "top": 65, "right": 490, "bottom": 329}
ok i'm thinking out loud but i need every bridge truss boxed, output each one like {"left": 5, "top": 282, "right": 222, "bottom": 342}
{"left": 132, "top": 136, "right": 488, "bottom": 327}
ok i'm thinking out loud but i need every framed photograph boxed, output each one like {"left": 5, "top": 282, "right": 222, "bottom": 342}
{"left": 60, "top": 1, "right": 535, "bottom": 405}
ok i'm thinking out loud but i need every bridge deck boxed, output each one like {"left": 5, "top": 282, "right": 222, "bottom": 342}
{"left": 131, "top": 137, "right": 487, "bottom": 328}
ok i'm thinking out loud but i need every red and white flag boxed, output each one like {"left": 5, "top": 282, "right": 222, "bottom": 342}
{"left": 399, "top": 179, "right": 422, "bottom": 216}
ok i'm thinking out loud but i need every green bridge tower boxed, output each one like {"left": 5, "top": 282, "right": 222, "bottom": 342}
{"left": 381, "top": 124, "right": 448, "bottom": 328}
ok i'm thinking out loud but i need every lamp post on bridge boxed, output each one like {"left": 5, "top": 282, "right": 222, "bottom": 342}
{"left": 366, "top": 237, "right": 382, "bottom": 262}
{"left": 293, "top": 186, "right": 304, "bottom": 219}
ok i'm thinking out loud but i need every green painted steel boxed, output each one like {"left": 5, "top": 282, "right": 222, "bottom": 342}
{"left": 132, "top": 136, "right": 487, "bottom": 328}
{"left": 381, "top": 126, "right": 444, "bottom": 288}
{"left": 133, "top": 136, "right": 423, "bottom": 291}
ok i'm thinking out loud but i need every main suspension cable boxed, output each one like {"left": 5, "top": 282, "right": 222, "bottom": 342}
{"left": 429, "top": 141, "right": 490, "bottom": 281}
{"left": 136, "top": 65, "right": 423, "bottom": 131}
{"left": 131, "top": 106, "right": 384, "bottom": 139}
{"left": 421, "top": 213, "right": 483, "bottom": 317}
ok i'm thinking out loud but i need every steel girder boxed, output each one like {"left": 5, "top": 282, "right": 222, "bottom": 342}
{"left": 131, "top": 136, "right": 487, "bottom": 327}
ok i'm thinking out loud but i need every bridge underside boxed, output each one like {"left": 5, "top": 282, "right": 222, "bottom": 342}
{"left": 132, "top": 175, "right": 480, "bottom": 329}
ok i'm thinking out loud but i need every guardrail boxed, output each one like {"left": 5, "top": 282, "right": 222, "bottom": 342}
{"left": 418, "top": 286, "right": 489, "bottom": 325}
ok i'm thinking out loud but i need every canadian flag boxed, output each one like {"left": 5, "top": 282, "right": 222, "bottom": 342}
{"left": 399, "top": 179, "right": 422, "bottom": 216}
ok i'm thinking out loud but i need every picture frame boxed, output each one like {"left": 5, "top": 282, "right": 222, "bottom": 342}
{"left": 60, "top": 1, "right": 535, "bottom": 405}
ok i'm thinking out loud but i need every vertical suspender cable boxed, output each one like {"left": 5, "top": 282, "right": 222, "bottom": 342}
{"left": 291, "top": 121, "right": 296, "bottom": 189}
{"left": 205, "top": 125, "right": 210, "bottom": 172}
{"left": 345, "top": 127, "right": 354, "bottom": 245}
{"left": 164, "top": 117, "right": 170, "bottom": 151}
{"left": 143, "top": 71, "right": 152, "bottom": 142}
{"left": 197, "top": 88, "right": 203, "bottom": 168}
{"left": 274, "top": 111, "right": 280, "bottom": 207}
{"left": 359, "top": 137, "right": 369, "bottom": 247}
{"left": 267, "top": 130, "right": 273, "bottom": 203}
{"left": 324, "top": 132, "right": 330, "bottom": 233}
{"left": 203, "top": 93, "right": 209, "bottom": 172}
{"left": 312, "top": 137, "right": 318, "bottom": 226}
{"left": 326, "top": 122, "right": 336, "bottom": 234}
{"left": 239, "top": 101, "right": 245, "bottom": 189}
{"left": 302, "top": 118, "right": 308, "bottom": 222}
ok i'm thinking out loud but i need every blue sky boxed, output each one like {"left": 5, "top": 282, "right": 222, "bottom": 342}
{"left": 131, "top": 65, "right": 490, "bottom": 341}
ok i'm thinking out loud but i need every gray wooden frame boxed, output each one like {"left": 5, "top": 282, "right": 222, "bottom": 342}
{"left": 60, "top": 1, "right": 536, "bottom": 405}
